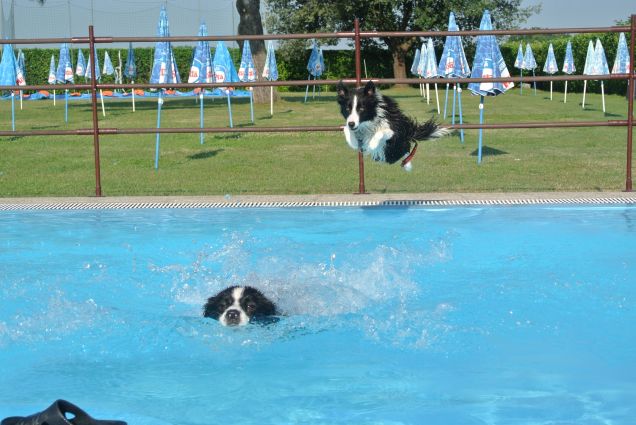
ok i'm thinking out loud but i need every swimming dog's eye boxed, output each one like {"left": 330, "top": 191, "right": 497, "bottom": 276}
{"left": 246, "top": 303, "right": 256, "bottom": 313}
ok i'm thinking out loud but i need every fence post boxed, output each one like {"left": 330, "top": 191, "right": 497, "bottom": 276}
{"left": 354, "top": 18, "right": 367, "bottom": 194}
{"left": 626, "top": 15, "right": 635, "bottom": 192}
{"left": 89, "top": 25, "right": 103, "bottom": 197}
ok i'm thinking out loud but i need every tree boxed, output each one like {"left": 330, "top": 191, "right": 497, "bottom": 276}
{"left": 236, "top": 0, "right": 274, "bottom": 103}
{"left": 264, "top": 0, "right": 540, "bottom": 82}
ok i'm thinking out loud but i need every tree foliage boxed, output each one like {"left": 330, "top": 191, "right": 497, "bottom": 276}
{"left": 264, "top": 0, "right": 540, "bottom": 80}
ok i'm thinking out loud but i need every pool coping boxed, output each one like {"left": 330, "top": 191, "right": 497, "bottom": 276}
{"left": 1, "top": 192, "right": 635, "bottom": 210}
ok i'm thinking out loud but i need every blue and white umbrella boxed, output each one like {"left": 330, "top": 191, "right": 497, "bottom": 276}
{"left": 468, "top": 10, "right": 514, "bottom": 163}
{"left": 410, "top": 48, "right": 421, "bottom": 76}
{"left": 562, "top": 41, "right": 576, "bottom": 103}
{"left": 15, "top": 48, "right": 25, "bottom": 110}
{"left": 438, "top": 11, "right": 470, "bottom": 133}
{"left": 75, "top": 49, "right": 86, "bottom": 77}
{"left": 582, "top": 39, "right": 609, "bottom": 111}
{"left": 423, "top": 37, "right": 440, "bottom": 113}
{"left": 416, "top": 41, "right": 427, "bottom": 99}
{"left": 543, "top": 43, "right": 558, "bottom": 100}
{"left": 522, "top": 43, "right": 537, "bottom": 95}
{"left": 124, "top": 42, "right": 137, "bottom": 111}
{"left": 304, "top": 40, "right": 324, "bottom": 102}
{"left": 189, "top": 22, "right": 214, "bottom": 144}
{"left": 514, "top": 43, "right": 524, "bottom": 92}
{"left": 262, "top": 40, "right": 279, "bottom": 115}
{"left": 48, "top": 54, "right": 57, "bottom": 105}
{"left": 102, "top": 51, "right": 115, "bottom": 76}
{"left": 0, "top": 42, "right": 17, "bottom": 130}
{"left": 238, "top": 41, "right": 256, "bottom": 83}
{"left": 150, "top": 5, "right": 181, "bottom": 169}
{"left": 84, "top": 50, "right": 101, "bottom": 81}
{"left": 213, "top": 40, "right": 240, "bottom": 128}
{"left": 56, "top": 43, "right": 74, "bottom": 122}
{"left": 612, "top": 32, "right": 630, "bottom": 74}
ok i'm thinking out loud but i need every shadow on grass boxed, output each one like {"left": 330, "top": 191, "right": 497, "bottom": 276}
{"left": 470, "top": 146, "right": 508, "bottom": 157}
{"left": 188, "top": 149, "right": 224, "bottom": 160}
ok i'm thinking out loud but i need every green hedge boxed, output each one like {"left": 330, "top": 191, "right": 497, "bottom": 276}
{"left": 17, "top": 31, "right": 631, "bottom": 96}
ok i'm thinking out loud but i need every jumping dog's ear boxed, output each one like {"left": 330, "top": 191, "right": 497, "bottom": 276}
{"left": 336, "top": 81, "right": 348, "bottom": 99}
{"left": 364, "top": 80, "right": 376, "bottom": 96}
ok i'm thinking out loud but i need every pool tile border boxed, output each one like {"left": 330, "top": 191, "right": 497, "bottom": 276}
{"left": 1, "top": 193, "right": 635, "bottom": 210}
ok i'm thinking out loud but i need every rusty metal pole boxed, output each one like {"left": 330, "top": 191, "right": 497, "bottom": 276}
{"left": 626, "top": 15, "right": 635, "bottom": 192}
{"left": 89, "top": 26, "right": 103, "bottom": 197}
{"left": 354, "top": 18, "right": 367, "bottom": 194}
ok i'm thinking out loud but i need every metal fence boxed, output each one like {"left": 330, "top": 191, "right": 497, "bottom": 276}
{"left": 0, "top": 16, "right": 634, "bottom": 196}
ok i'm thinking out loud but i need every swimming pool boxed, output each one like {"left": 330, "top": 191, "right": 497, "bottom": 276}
{"left": 1, "top": 203, "right": 635, "bottom": 425}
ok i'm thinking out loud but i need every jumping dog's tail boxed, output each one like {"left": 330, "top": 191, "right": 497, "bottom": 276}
{"left": 413, "top": 117, "right": 451, "bottom": 142}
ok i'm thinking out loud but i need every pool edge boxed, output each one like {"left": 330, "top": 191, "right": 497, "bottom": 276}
{"left": 1, "top": 192, "right": 635, "bottom": 210}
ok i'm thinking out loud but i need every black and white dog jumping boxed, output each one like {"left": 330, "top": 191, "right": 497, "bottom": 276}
{"left": 203, "top": 286, "right": 278, "bottom": 326}
{"left": 336, "top": 80, "right": 449, "bottom": 170}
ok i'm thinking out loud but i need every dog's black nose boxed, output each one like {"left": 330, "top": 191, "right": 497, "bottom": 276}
{"left": 225, "top": 309, "right": 241, "bottom": 325}
{"left": 348, "top": 121, "right": 356, "bottom": 129}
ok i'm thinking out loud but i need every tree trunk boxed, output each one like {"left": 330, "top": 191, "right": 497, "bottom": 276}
{"left": 236, "top": 0, "right": 277, "bottom": 104}
{"left": 391, "top": 49, "right": 408, "bottom": 86}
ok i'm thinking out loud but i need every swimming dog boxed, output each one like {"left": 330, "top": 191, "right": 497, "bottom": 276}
{"left": 336, "top": 80, "right": 449, "bottom": 170}
{"left": 203, "top": 286, "right": 278, "bottom": 326}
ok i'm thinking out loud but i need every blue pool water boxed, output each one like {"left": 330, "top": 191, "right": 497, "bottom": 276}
{"left": 0, "top": 205, "right": 635, "bottom": 425}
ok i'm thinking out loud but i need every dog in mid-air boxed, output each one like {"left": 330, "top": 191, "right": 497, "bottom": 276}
{"left": 203, "top": 286, "right": 278, "bottom": 326}
{"left": 336, "top": 80, "right": 450, "bottom": 170}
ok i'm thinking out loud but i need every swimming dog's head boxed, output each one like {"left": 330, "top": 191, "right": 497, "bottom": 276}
{"left": 203, "top": 286, "right": 278, "bottom": 326}
{"left": 336, "top": 80, "right": 380, "bottom": 131}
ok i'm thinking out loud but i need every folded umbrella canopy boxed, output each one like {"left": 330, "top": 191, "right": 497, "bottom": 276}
{"left": 124, "top": 42, "right": 137, "bottom": 111}
{"left": 150, "top": 4, "right": 181, "bottom": 169}
{"left": 262, "top": 40, "right": 279, "bottom": 116}
{"left": 55, "top": 43, "right": 74, "bottom": 123}
{"left": 543, "top": 43, "right": 558, "bottom": 100}
{"left": 521, "top": 43, "right": 537, "bottom": 95}
{"left": 438, "top": 11, "right": 470, "bottom": 140}
{"left": 213, "top": 40, "right": 240, "bottom": 128}
{"left": 423, "top": 38, "right": 440, "bottom": 114}
{"left": 468, "top": 10, "right": 514, "bottom": 163}
{"left": 189, "top": 22, "right": 213, "bottom": 144}
{"left": 612, "top": 32, "right": 630, "bottom": 74}
{"left": 514, "top": 43, "right": 524, "bottom": 93}
{"left": 238, "top": 40, "right": 256, "bottom": 123}
{"left": 0, "top": 42, "right": 17, "bottom": 130}
{"left": 15, "top": 48, "right": 25, "bottom": 110}
{"left": 562, "top": 41, "right": 576, "bottom": 103}
{"left": 48, "top": 54, "right": 56, "bottom": 105}
{"left": 304, "top": 40, "right": 324, "bottom": 102}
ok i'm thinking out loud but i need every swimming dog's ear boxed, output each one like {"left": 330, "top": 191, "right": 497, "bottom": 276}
{"left": 336, "top": 81, "right": 348, "bottom": 100}
{"left": 364, "top": 80, "right": 376, "bottom": 96}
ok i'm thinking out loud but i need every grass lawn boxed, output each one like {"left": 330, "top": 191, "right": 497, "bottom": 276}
{"left": 0, "top": 84, "right": 632, "bottom": 197}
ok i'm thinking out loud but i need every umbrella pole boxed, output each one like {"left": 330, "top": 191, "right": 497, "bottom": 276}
{"left": 426, "top": 83, "right": 430, "bottom": 104}
{"left": 532, "top": 70, "right": 537, "bottom": 95}
{"left": 270, "top": 86, "right": 274, "bottom": 116}
{"left": 434, "top": 83, "right": 440, "bottom": 115}
{"left": 550, "top": 81, "right": 553, "bottom": 101}
{"left": 582, "top": 80, "right": 587, "bottom": 109}
{"left": 457, "top": 85, "right": 464, "bottom": 143}
{"left": 132, "top": 80, "right": 136, "bottom": 112}
{"left": 154, "top": 93, "right": 163, "bottom": 170}
{"left": 19, "top": 90, "right": 23, "bottom": 110}
{"left": 443, "top": 83, "right": 449, "bottom": 119}
{"left": 199, "top": 91, "right": 204, "bottom": 145}
{"left": 11, "top": 92, "right": 15, "bottom": 131}
{"left": 65, "top": 89, "right": 68, "bottom": 123}
{"left": 249, "top": 90, "right": 254, "bottom": 123}
{"left": 100, "top": 89, "right": 106, "bottom": 116}
{"left": 304, "top": 74, "right": 310, "bottom": 103}
{"left": 564, "top": 81, "right": 568, "bottom": 103}
{"left": 520, "top": 69, "right": 523, "bottom": 94}
{"left": 226, "top": 91, "right": 233, "bottom": 128}
{"left": 451, "top": 84, "right": 457, "bottom": 126}
{"left": 53, "top": 89, "right": 56, "bottom": 107}
{"left": 478, "top": 96, "right": 485, "bottom": 164}
{"left": 601, "top": 81, "right": 606, "bottom": 113}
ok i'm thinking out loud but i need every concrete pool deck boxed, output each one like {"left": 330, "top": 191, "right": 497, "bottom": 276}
{"left": 1, "top": 192, "right": 635, "bottom": 209}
